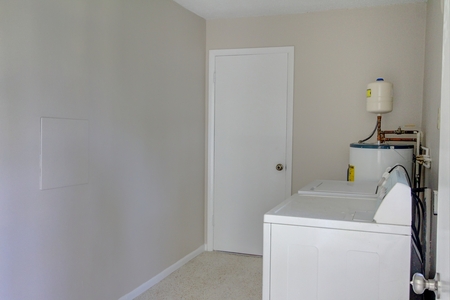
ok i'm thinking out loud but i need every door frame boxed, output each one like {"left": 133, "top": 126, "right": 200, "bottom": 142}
{"left": 206, "top": 47, "right": 294, "bottom": 251}
{"left": 436, "top": 0, "right": 450, "bottom": 296}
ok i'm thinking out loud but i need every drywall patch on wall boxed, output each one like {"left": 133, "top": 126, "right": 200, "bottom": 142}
{"left": 40, "top": 117, "right": 89, "bottom": 190}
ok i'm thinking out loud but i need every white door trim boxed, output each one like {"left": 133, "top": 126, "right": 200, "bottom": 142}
{"left": 436, "top": 0, "right": 450, "bottom": 296}
{"left": 206, "top": 47, "right": 294, "bottom": 251}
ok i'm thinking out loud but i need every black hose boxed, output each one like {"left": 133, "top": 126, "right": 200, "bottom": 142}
{"left": 358, "top": 119, "right": 378, "bottom": 143}
{"left": 388, "top": 164, "right": 412, "bottom": 187}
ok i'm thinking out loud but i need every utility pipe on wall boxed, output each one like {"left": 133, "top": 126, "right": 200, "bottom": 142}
{"left": 376, "top": 114, "right": 420, "bottom": 144}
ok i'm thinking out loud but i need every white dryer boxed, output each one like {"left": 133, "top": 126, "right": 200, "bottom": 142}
{"left": 263, "top": 168, "right": 412, "bottom": 300}
{"left": 298, "top": 179, "right": 379, "bottom": 198}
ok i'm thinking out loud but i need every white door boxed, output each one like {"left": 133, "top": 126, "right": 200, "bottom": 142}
{"left": 436, "top": 0, "right": 450, "bottom": 298}
{"left": 207, "top": 47, "right": 294, "bottom": 255}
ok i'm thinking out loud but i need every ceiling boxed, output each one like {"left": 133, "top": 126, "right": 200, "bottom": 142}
{"left": 173, "top": 0, "right": 426, "bottom": 19}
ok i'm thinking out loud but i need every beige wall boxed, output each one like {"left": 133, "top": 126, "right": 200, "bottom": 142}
{"left": 0, "top": 0, "right": 205, "bottom": 299}
{"left": 207, "top": 3, "right": 427, "bottom": 192}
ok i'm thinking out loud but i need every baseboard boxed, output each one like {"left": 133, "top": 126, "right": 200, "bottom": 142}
{"left": 119, "top": 244, "right": 206, "bottom": 300}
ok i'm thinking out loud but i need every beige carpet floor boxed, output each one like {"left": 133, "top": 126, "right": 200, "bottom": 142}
{"left": 135, "top": 251, "right": 262, "bottom": 300}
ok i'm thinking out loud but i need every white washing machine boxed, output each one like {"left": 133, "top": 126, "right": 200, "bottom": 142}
{"left": 263, "top": 168, "right": 412, "bottom": 300}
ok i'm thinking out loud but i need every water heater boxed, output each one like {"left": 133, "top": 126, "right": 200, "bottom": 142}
{"left": 349, "top": 143, "right": 413, "bottom": 181}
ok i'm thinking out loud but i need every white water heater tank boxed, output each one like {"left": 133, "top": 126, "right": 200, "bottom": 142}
{"left": 366, "top": 78, "right": 393, "bottom": 114}
{"left": 349, "top": 143, "right": 413, "bottom": 182}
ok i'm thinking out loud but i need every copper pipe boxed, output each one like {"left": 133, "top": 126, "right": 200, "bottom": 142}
{"left": 383, "top": 130, "right": 400, "bottom": 134}
{"left": 377, "top": 115, "right": 383, "bottom": 143}
{"left": 383, "top": 130, "right": 419, "bottom": 135}
{"left": 376, "top": 115, "right": 417, "bottom": 143}
{"left": 384, "top": 138, "right": 417, "bottom": 142}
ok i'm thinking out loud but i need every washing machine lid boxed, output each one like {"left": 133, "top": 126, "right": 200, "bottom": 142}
{"left": 298, "top": 180, "right": 378, "bottom": 198}
{"left": 264, "top": 194, "right": 410, "bottom": 235}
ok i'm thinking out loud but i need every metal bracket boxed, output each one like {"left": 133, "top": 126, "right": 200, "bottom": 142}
{"left": 416, "top": 146, "right": 432, "bottom": 168}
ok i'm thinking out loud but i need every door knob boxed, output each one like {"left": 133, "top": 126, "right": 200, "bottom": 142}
{"left": 276, "top": 164, "right": 284, "bottom": 171}
{"left": 411, "top": 273, "right": 440, "bottom": 299}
